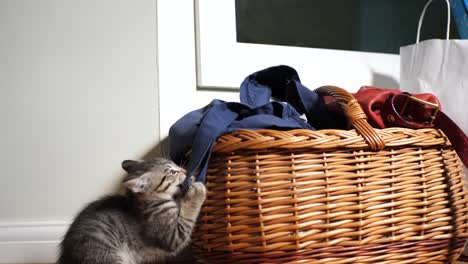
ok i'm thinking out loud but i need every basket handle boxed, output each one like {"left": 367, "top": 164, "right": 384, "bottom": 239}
{"left": 314, "top": 86, "right": 386, "bottom": 151}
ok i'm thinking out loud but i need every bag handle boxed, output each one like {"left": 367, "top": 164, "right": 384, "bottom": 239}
{"left": 416, "top": 0, "right": 451, "bottom": 43}
{"left": 314, "top": 86, "right": 386, "bottom": 151}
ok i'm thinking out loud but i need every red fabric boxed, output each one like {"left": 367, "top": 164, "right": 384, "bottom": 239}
{"left": 325, "top": 86, "right": 467, "bottom": 167}
{"left": 353, "top": 86, "right": 440, "bottom": 129}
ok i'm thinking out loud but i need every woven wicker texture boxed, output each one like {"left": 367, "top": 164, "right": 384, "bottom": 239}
{"left": 192, "top": 87, "right": 468, "bottom": 263}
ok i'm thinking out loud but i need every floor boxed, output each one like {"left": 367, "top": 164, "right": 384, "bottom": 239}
{"left": 27, "top": 251, "right": 468, "bottom": 264}
{"left": 25, "top": 253, "right": 468, "bottom": 264}
{"left": 29, "top": 260, "right": 468, "bottom": 263}
{"left": 167, "top": 253, "right": 468, "bottom": 264}
{"left": 24, "top": 261, "right": 468, "bottom": 264}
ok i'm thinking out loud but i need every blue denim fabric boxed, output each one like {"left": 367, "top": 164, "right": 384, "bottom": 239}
{"left": 169, "top": 65, "right": 341, "bottom": 190}
{"left": 452, "top": 0, "right": 468, "bottom": 38}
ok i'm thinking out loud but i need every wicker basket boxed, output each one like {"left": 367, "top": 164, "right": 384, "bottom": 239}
{"left": 192, "top": 86, "right": 468, "bottom": 263}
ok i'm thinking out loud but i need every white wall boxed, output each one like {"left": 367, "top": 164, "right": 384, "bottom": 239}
{"left": 0, "top": 0, "right": 158, "bottom": 227}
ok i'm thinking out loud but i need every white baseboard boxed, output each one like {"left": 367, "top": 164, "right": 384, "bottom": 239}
{"left": 0, "top": 221, "right": 70, "bottom": 264}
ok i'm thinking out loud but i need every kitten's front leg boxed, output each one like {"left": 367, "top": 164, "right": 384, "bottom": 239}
{"left": 164, "top": 181, "right": 206, "bottom": 253}
{"left": 180, "top": 180, "right": 206, "bottom": 221}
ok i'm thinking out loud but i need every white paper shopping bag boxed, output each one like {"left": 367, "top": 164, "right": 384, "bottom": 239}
{"left": 401, "top": 0, "right": 468, "bottom": 255}
{"left": 400, "top": 0, "right": 468, "bottom": 133}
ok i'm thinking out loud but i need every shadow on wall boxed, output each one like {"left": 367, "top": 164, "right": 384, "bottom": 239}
{"left": 371, "top": 72, "right": 399, "bottom": 89}
{"left": 141, "top": 137, "right": 170, "bottom": 161}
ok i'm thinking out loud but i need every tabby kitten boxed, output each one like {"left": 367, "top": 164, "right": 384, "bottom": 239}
{"left": 57, "top": 158, "right": 206, "bottom": 264}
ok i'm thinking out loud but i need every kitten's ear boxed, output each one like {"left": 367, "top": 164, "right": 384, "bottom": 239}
{"left": 123, "top": 174, "right": 149, "bottom": 193}
{"left": 122, "top": 160, "right": 140, "bottom": 173}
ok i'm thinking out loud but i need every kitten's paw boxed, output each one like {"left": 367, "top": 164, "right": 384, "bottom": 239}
{"left": 187, "top": 181, "right": 206, "bottom": 200}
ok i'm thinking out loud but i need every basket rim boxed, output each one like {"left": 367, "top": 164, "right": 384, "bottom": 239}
{"left": 213, "top": 127, "right": 450, "bottom": 153}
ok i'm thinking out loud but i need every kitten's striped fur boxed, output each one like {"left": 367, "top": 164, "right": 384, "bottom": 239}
{"left": 57, "top": 158, "right": 206, "bottom": 264}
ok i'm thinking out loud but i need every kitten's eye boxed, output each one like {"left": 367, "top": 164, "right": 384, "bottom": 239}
{"left": 169, "top": 170, "right": 178, "bottom": 175}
